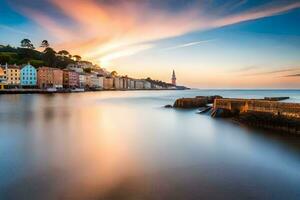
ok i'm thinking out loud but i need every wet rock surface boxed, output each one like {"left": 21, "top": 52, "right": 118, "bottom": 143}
{"left": 173, "top": 95, "right": 222, "bottom": 108}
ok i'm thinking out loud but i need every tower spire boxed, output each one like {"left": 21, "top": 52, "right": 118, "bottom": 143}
{"left": 171, "top": 69, "right": 176, "bottom": 86}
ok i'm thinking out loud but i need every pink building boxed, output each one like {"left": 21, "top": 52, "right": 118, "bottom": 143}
{"left": 63, "top": 70, "right": 79, "bottom": 88}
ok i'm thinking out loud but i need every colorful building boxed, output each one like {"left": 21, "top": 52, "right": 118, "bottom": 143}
{"left": 20, "top": 64, "right": 37, "bottom": 87}
{"left": 63, "top": 70, "right": 79, "bottom": 88}
{"left": 3, "top": 64, "right": 20, "bottom": 87}
{"left": 0, "top": 67, "right": 7, "bottom": 89}
{"left": 53, "top": 69, "right": 63, "bottom": 88}
{"left": 103, "top": 77, "right": 114, "bottom": 89}
{"left": 37, "top": 67, "right": 63, "bottom": 89}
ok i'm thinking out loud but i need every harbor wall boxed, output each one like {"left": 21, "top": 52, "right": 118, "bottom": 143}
{"left": 214, "top": 98, "right": 300, "bottom": 119}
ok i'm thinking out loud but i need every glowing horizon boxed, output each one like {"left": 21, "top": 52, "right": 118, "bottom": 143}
{"left": 0, "top": 0, "right": 300, "bottom": 88}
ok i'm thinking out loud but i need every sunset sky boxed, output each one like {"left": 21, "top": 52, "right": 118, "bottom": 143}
{"left": 0, "top": 0, "right": 300, "bottom": 88}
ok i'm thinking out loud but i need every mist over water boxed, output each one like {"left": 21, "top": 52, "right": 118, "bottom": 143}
{"left": 1, "top": 90, "right": 300, "bottom": 200}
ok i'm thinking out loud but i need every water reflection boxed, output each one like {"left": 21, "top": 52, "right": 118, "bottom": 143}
{"left": 0, "top": 90, "right": 300, "bottom": 199}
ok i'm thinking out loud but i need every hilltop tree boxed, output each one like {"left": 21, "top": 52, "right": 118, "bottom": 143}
{"left": 58, "top": 50, "right": 70, "bottom": 58}
{"left": 73, "top": 55, "right": 81, "bottom": 61}
{"left": 40, "top": 40, "right": 49, "bottom": 48}
{"left": 20, "top": 39, "right": 35, "bottom": 49}
{"left": 43, "top": 47, "right": 57, "bottom": 67}
{"left": 111, "top": 71, "right": 118, "bottom": 77}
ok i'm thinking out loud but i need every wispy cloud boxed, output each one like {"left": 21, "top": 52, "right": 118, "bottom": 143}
{"left": 230, "top": 66, "right": 261, "bottom": 73}
{"left": 284, "top": 74, "right": 300, "bottom": 77}
{"left": 241, "top": 67, "right": 300, "bottom": 77}
{"left": 0, "top": 25, "right": 30, "bottom": 36}
{"left": 162, "top": 39, "right": 216, "bottom": 51}
{"left": 8, "top": 0, "right": 300, "bottom": 66}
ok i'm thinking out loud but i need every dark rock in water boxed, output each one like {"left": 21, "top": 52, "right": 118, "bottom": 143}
{"left": 264, "top": 97, "right": 290, "bottom": 101}
{"left": 164, "top": 104, "right": 173, "bottom": 108}
{"left": 173, "top": 95, "right": 222, "bottom": 108}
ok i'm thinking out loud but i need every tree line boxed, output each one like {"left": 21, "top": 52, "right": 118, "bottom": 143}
{"left": 0, "top": 39, "right": 86, "bottom": 69}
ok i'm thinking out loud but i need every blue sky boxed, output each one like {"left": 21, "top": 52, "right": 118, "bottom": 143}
{"left": 0, "top": 0, "right": 300, "bottom": 88}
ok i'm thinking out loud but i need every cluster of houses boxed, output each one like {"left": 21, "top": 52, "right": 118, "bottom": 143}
{"left": 0, "top": 63, "right": 172, "bottom": 91}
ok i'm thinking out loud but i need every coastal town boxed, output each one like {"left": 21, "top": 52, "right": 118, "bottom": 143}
{"left": 0, "top": 63, "right": 184, "bottom": 92}
{"left": 0, "top": 40, "right": 187, "bottom": 93}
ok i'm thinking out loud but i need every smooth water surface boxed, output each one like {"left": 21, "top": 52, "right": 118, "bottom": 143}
{"left": 1, "top": 90, "right": 300, "bottom": 200}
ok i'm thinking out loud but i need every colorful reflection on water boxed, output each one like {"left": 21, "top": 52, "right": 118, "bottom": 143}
{"left": 1, "top": 90, "right": 300, "bottom": 199}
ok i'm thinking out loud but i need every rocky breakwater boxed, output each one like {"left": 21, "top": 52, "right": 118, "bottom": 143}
{"left": 212, "top": 98, "right": 300, "bottom": 134}
{"left": 172, "top": 95, "right": 222, "bottom": 108}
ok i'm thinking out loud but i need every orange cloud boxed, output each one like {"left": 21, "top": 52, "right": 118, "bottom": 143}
{"left": 13, "top": 0, "right": 300, "bottom": 67}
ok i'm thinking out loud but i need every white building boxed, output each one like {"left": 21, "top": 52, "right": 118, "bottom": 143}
{"left": 90, "top": 74, "right": 100, "bottom": 88}
{"left": 98, "top": 76, "right": 104, "bottom": 89}
{"left": 135, "top": 80, "right": 144, "bottom": 89}
{"left": 128, "top": 79, "right": 135, "bottom": 89}
{"left": 113, "top": 77, "right": 120, "bottom": 89}
{"left": 79, "top": 73, "right": 87, "bottom": 88}
{"left": 144, "top": 81, "right": 151, "bottom": 89}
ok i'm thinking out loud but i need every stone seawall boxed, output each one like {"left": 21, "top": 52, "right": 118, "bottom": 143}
{"left": 213, "top": 98, "right": 300, "bottom": 134}
{"left": 213, "top": 98, "right": 300, "bottom": 119}
{"left": 171, "top": 96, "right": 300, "bottom": 134}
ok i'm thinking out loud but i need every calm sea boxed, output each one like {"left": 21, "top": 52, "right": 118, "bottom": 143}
{"left": 1, "top": 90, "right": 300, "bottom": 200}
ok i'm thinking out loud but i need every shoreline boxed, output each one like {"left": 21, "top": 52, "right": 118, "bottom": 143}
{"left": 0, "top": 88, "right": 187, "bottom": 94}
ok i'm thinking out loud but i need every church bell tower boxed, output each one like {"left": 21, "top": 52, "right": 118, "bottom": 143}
{"left": 171, "top": 70, "right": 176, "bottom": 86}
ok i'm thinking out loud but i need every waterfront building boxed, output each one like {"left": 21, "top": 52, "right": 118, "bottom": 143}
{"left": 37, "top": 67, "right": 53, "bottom": 88}
{"left": 98, "top": 76, "right": 104, "bottom": 89}
{"left": 20, "top": 64, "right": 37, "bottom": 87}
{"left": 121, "top": 77, "right": 128, "bottom": 89}
{"left": 2, "top": 64, "right": 20, "bottom": 87}
{"left": 86, "top": 74, "right": 93, "bottom": 88}
{"left": 63, "top": 70, "right": 79, "bottom": 88}
{"left": 90, "top": 74, "right": 100, "bottom": 88}
{"left": 113, "top": 77, "right": 120, "bottom": 89}
{"left": 119, "top": 77, "right": 124, "bottom": 89}
{"left": 53, "top": 69, "right": 63, "bottom": 88}
{"left": 135, "top": 80, "right": 144, "bottom": 89}
{"left": 172, "top": 70, "right": 176, "bottom": 86}
{"left": 144, "top": 81, "right": 151, "bottom": 89}
{"left": 129, "top": 79, "right": 135, "bottom": 89}
{"left": 0, "top": 67, "right": 7, "bottom": 89}
{"left": 103, "top": 77, "right": 114, "bottom": 89}
{"left": 38, "top": 67, "right": 63, "bottom": 89}
{"left": 79, "top": 73, "right": 87, "bottom": 88}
